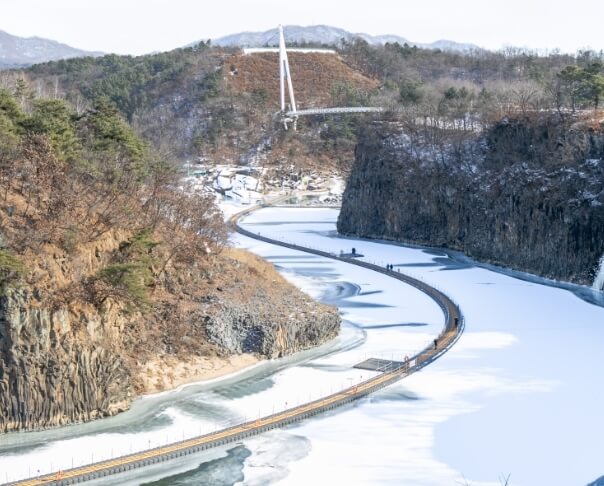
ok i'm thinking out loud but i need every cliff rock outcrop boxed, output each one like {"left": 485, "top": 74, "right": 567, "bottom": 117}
{"left": 203, "top": 249, "right": 340, "bottom": 358}
{"left": 0, "top": 85, "right": 341, "bottom": 433}
{"left": 0, "top": 288, "right": 132, "bottom": 431}
{"left": 205, "top": 300, "right": 340, "bottom": 358}
{"left": 0, "top": 241, "right": 340, "bottom": 433}
{"left": 338, "top": 116, "right": 604, "bottom": 285}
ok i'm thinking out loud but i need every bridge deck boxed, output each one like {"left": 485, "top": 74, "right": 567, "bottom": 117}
{"left": 354, "top": 358, "right": 408, "bottom": 372}
{"left": 285, "top": 106, "right": 386, "bottom": 117}
{"left": 8, "top": 204, "right": 463, "bottom": 486}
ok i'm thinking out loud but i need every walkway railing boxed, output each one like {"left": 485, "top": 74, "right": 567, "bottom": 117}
{"left": 7, "top": 204, "right": 464, "bottom": 486}
{"left": 286, "top": 106, "right": 386, "bottom": 117}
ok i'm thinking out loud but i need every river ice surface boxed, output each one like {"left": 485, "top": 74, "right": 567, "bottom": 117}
{"left": 1, "top": 207, "right": 603, "bottom": 486}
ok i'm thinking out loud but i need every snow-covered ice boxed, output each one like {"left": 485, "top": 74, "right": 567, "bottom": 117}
{"left": 594, "top": 253, "right": 604, "bottom": 291}
{"left": 0, "top": 207, "right": 602, "bottom": 486}
{"left": 237, "top": 207, "right": 604, "bottom": 486}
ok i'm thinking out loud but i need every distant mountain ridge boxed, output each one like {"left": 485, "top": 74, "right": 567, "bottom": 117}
{"left": 0, "top": 30, "right": 102, "bottom": 69}
{"left": 212, "top": 25, "right": 481, "bottom": 52}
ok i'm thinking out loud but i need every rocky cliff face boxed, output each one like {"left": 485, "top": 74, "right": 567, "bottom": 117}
{"left": 205, "top": 300, "right": 340, "bottom": 358}
{"left": 203, "top": 249, "right": 340, "bottom": 358}
{"left": 0, "top": 288, "right": 132, "bottom": 431}
{"left": 0, "top": 244, "right": 340, "bottom": 432}
{"left": 338, "top": 116, "right": 604, "bottom": 285}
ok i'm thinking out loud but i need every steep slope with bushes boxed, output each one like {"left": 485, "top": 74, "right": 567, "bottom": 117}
{"left": 0, "top": 89, "right": 340, "bottom": 432}
{"left": 7, "top": 45, "right": 380, "bottom": 172}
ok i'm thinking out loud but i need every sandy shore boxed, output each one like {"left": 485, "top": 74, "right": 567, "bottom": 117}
{"left": 138, "top": 353, "right": 260, "bottom": 395}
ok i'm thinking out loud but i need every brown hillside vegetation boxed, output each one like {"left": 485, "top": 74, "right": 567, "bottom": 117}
{"left": 226, "top": 52, "right": 380, "bottom": 109}
{"left": 0, "top": 172, "right": 341, "bottom": 430}
{"left": 12, "top": 47, "right": 383, "bottom": 167}
{"left": 0, "top": 89, "right": 340, "bottom": 431}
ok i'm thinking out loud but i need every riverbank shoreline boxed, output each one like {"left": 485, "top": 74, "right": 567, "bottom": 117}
{"left": 138, "top": 353, "right": 261, "bottom": 396}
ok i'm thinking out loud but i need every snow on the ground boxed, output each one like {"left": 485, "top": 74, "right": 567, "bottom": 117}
{"left": 1, "top": 206, "right": 602, "bottom": 486}
{"left": 236, "top": 207, "right": 604, "bottom": 486}
{"left": 0, "top": 207, "right": 444, "bottom": 484}
{"left": 327, "top": 175, "right": 345, "bottom": 195}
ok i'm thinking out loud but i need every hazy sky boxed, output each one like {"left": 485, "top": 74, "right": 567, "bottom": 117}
{"left": 2, "top": 0, "right": 603, "bottom": 55}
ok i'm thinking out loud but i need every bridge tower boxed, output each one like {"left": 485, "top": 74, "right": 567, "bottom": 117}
{"left": 275, "top": 25, "right": 384, "bottom": 130}
{"left": 279, "top": 25, "right": 298, "bottom": 129}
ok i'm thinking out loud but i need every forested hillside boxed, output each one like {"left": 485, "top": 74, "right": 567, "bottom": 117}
{"left": 340, "top": 40, "right": 604, "bottom": 127}
{"left": 3, "top": 43, "right": 379, "bottom": 170}
{"left": 0, "top": 88, "right": 340, "bottom": 431}
{"left": 2, "top": 40, "right": 601, "bottom": 173}
{"left": 2, "top": 38, "right": 604, "bottom": 286}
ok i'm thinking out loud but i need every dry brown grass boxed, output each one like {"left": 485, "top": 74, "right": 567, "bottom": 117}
{"left": 2, "top": 177, "right": 337, "bottom": 399}
{"left": 226, "top": 52, "right": 379, "bottom": 109}
{"left": 224, "top": 247, "right": 289, "bottom": 286}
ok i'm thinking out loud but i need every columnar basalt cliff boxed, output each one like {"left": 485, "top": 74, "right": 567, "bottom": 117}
{"left": 0, "top": 242, "right": 340, "bottom": 432}
{"left": 0, "top": 288, "right": 133, "bottom": 431}
{"left": 338, "top": 116, "right": 604, "bottom": 285}
{"left": 0, "top": 85, "right": 340, "bottom": 433}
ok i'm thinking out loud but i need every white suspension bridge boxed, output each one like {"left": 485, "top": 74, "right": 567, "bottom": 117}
{"left": 275, "top": 25, "right": 385, "bottom": 129}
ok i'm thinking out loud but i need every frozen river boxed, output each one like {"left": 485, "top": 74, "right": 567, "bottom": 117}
{"left": 1, "top": 207, "right": 603, "bottom": 486}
